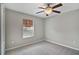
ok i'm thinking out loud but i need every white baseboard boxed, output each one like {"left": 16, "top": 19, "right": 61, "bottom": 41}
{"left": 46, "top": 39, "right": 79, "bottom": 51}
{"left": 6, "top": 39, "right": 44, "bottom": 51}
{"left": 5, "top": 39, "right": 79, "bottom": 52}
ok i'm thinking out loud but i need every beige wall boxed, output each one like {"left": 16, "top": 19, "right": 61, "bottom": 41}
{"left": 5, "top": 9, "right": 44, "bottom": 50}
{"left": 45, "top": 9, "right": 79, "bottom": 50}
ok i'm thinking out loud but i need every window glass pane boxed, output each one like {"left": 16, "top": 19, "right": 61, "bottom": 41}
{"left": 23, "top": 19, "right": 34, "bottom": 38}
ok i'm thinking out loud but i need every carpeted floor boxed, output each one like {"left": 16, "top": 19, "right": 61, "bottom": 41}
{"left": 5, "top": 41, "right": 79, "bottom": 55}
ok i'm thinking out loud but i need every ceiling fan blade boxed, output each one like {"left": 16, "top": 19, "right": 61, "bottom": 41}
{"left": 38, "top": 7, "right": 45, "bottom": 9}
{"left": 53, "top": 10, "right": 61, "bottom": 13}
{"left": 36, "top": 11, "right": 44, "bottom": 14}
{"left": 52, "top": 3, "right": 63, "bottom": 9}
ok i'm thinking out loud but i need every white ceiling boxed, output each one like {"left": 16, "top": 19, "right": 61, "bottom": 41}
{"left": 5, "top": 3, "right": 79, "bottom": 18}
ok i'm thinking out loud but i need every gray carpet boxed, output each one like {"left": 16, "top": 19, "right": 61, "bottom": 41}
{"left": 5, "top": 41, "right": 79, "bottom": 55}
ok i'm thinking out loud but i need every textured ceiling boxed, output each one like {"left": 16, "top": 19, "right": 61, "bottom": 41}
{"left": 5, "top": 3, "right": 79, "bottom": 18}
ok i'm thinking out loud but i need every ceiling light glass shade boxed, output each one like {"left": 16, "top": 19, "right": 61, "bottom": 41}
{"left": 44, "top": 7, "right": 52, "bottom": 14}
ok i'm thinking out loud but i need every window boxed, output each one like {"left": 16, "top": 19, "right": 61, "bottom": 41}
{"left": 23, "top": 19, "right": 34, "bottom": 38}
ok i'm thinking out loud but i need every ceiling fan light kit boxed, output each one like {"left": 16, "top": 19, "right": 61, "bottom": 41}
{"left": 36, "top": 3, "right": 63, "bottom": 16}
{"left": 44, "top": 7, "right": 52, "bottom": 14}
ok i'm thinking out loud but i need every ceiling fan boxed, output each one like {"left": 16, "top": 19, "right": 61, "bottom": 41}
{"left": 36, "top": 3, "right": 63, "bottom": 16}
